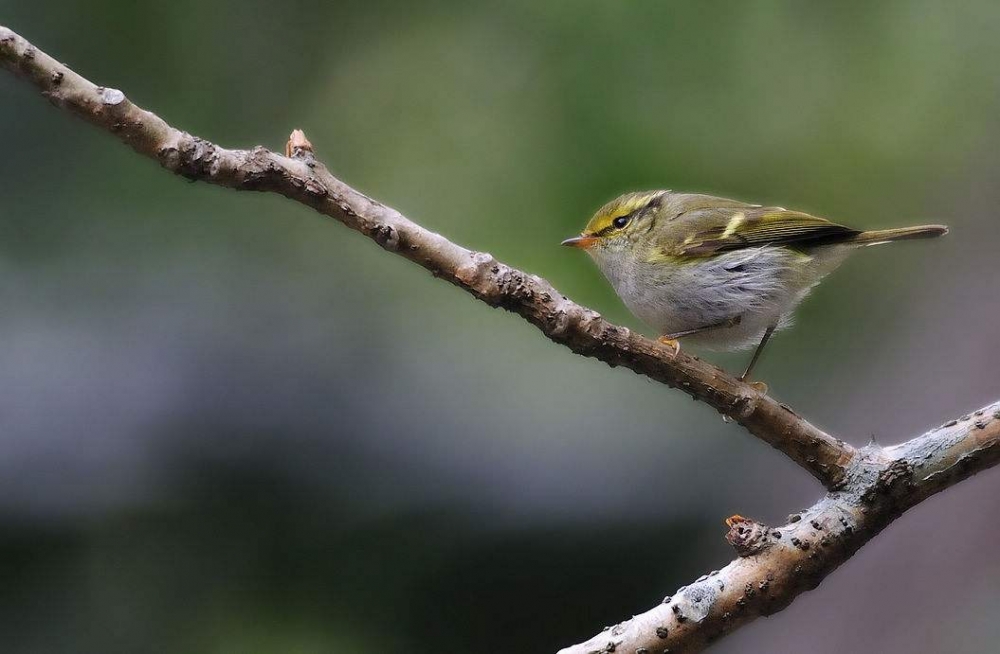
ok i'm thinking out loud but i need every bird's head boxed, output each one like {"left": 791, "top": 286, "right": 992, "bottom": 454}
{"left": 561, "top": 190, "right": 669, "bottom": 255}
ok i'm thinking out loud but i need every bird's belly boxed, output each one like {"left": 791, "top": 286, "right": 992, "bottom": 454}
{"left": 614, "top": 247, "right": 812, "bottom": 351}
{"left": 625, "top": 288, "right": 787, "bottom": 351}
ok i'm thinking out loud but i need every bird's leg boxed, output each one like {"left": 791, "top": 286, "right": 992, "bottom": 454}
{"left": 740, "top": 324, "right": 777, "bottom": 391}
{"left": 658, "top": 316, "right": 743, "bottom": 358}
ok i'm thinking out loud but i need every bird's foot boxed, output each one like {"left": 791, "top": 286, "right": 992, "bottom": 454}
{"left": 657, "top": 336, "right": 681, "bottom": 358}
{"left": 748, "top": 380, "right": 769, "bottom": 394}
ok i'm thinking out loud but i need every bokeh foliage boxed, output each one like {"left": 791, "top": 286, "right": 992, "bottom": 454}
{"left": 2, "top": 2, "right": 1000, "bottom": 653}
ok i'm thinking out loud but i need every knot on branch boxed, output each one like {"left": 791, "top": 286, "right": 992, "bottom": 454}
{"left": 456, "top": 256, "right": 554, "bottom": 315}
{"left": 238, "top": 146, "right": 286, "bottom": 189}
{"left": 287, "top": 173, "right": 328, "bottom": 200}
{"left": 454, "top": 251, "right": 501, "bottom": 295}
{"left": 158, "top": 136, "right": 221, "bottom": 180}
{"left": 725, "top": 514, "right": 772, "bottom": 557}
{"left": 372, "top": 224, "right": 401, "bottom": 251}
{"left": 861, "top": 458, "right": 914, "bottom": 506}
{"left": 99, "top": 86, "right": 125, "bottom": 107}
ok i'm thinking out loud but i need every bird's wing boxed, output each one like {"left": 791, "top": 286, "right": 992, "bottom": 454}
{"left": 670, "top": 208, "right": 860, "bottom": 257}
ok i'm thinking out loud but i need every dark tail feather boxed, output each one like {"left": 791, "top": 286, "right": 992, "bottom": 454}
{"left": 851, "top": 224, "right": 948, "bottom": 246}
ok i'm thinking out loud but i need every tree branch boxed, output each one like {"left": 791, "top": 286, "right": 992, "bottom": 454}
{"left": 0, "top": 25, "right": 854, "bottom": 489}
{"left": 560, "top": 401, "right": 1000, "bottom": 654}
{"left": 2, "top": 24, "right": 996, "bottom": 654}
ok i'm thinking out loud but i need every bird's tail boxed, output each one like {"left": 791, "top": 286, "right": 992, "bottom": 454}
{"left": 850, "top": 224, "right": 948, "bottom": 246}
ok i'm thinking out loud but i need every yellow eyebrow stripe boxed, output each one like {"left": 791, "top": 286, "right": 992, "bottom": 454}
{"left": 612, "top": 192, "right": 665, "bottom": 218}
{"left": 583, "top": 190, "right": 669, "bottom": 236}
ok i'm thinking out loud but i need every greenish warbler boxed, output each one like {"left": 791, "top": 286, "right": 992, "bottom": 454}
{"left": 562, "top": 191, "right": 947, "bottom": 381}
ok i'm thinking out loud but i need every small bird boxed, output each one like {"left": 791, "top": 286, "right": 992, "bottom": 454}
{"left": 562, "top": 190, "right": 947, "bottom": 382}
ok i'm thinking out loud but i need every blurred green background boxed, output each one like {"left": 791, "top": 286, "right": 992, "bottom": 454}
{"left": 2, "top": 2, "right": 999, "bottom": 653}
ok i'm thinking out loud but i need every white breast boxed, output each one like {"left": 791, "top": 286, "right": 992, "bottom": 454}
{"left": 592, "top": 245, "right": 852, "bottom": 351}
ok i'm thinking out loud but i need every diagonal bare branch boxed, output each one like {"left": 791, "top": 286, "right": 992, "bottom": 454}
{"left": 6, "top": 24, "right": 997, "bottom": 654}
{"left": 0, "top": 24, "right": 855, "bottom": 488}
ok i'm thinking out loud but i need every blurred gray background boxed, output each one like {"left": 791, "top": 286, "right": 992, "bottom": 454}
{"left": 2, "top": 2, "right": 999, "bottom": 653}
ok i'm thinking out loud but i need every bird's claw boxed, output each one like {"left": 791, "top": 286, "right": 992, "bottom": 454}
{"left": 657, "top": 336, "right": 681, "bottom": 358}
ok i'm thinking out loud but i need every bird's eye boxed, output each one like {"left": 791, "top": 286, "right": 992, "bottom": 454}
{"left": 612, "top": 216, "right": 630, "bottom": 229}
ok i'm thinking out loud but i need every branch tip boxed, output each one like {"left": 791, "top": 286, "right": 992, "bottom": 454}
{"left": 725, "top": 514, "right": 772, "bottom": 557}
{"left": 285, "top": 128, "right": 313, "bottom": 158}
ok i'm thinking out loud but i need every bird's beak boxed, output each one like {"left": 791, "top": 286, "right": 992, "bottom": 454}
{"left": 561, "top": 235, "right": 598, "bottom": 249}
